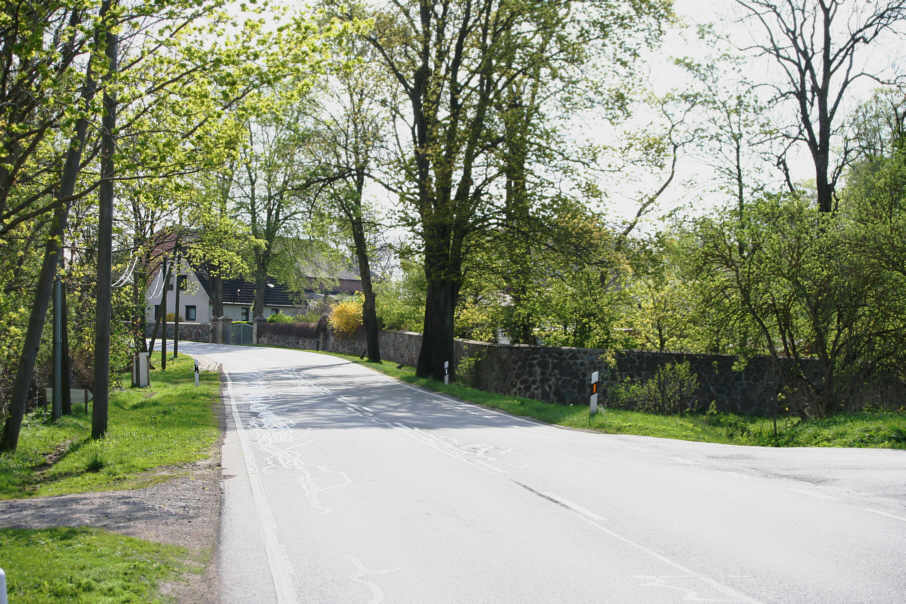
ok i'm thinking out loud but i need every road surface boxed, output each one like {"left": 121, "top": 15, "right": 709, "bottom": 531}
{"left": 180, "top": 342, "right": 906, "bottom": 603}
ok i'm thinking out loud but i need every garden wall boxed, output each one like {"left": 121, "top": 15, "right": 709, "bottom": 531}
{"left": 144, "top": 322, "right": 211, "bottom": 343}
{"left": 255, "top": 322, "right": 905, "bottom": 415}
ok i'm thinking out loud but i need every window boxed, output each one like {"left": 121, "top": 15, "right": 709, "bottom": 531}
{"left": 185, "top": 305, "right": 196, "bottom": 321}
{"left": 241, "top": 307, "right": 249, "bottom": 321}
{"left": 177, "top": 274, "right": 187, "bottom": 290}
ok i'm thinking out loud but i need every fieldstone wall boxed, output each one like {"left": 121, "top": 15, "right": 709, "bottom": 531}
{"left": 145, "top": 322, "right": 211, "bottom": 343}
{"left": 256, "top": 321, "right": 423, "bottom": 366}
{"left": 254, "top": 321, "right": 905, "bottom": 414}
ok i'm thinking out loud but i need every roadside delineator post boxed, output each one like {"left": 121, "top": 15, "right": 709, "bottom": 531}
{"left": 444, "top": 361, "right": 450, "bottom": 385}
{"left": 194, "top": 360, "right": 199, "bottom": 387}
{"left": 1, "top": 566, "right": 8, "bottom": 604}
{"left": 590, "top": 371, "right": 599, "bottom": 415}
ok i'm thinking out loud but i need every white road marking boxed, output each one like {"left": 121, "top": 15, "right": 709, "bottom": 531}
{"left": 225, "top": 370, "right": 298, "bottom": 604}
{"left": 865, "top": 508, "right": 906, "bottom": 523}
{"left": 634, "top": 574, "right": 741, "bottom": 602}
{"left": 511, "top": 479, "right": 760, "bottom": 603}
{"left": 788, "top": 487, "right": 839, "bottom": 501}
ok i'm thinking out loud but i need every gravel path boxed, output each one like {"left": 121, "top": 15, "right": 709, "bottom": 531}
{"left": 0, "top": 368, "right": 226, "bottom": 603}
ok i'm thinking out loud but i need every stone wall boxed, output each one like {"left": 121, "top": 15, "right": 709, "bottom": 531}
{"left": 254, "top": 322, "right": 904, "bottom": 414}
{"left": 145, "top": 322, "right": 211, "bottom": 343}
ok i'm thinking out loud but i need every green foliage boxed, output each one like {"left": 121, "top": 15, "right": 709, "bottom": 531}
{"left": 0, "top": 527, "right": 187, "bottom": 603}
{"left": 611, "top": 362, "right": 700, "bottom": 415}
{"left": 313, "top": 351, "right": 906, "bottom": 448}
{"left": 375, "top": 257, "right": 425, "bottom": 332}
{"left": 0, "top": 356, "right": 218, "bottom": 499}
{"left": 690, "top": 194, "right": 906, "bottom": 417}
{"left": 456, "top": 350, "right": 488, "bottom": 386}
{"left": 267, "top": 312, "right": 296, "bottom": 323}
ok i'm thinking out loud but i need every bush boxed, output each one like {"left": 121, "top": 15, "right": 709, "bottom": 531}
{"left": 610, "top": 361, "right": 700, "bottom": 415}
{"left": 642, "top": 361, "right": 700, "bottom": 414}
{"left": 329, "top": 296, "right": 363, "bottom": 336}
{"left": 267, "top": 313, "right": 295, "bottom": 323}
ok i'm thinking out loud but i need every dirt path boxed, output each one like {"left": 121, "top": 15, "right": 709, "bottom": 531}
{"left": 0, "top": 369, "right": 226, "bottom": 603}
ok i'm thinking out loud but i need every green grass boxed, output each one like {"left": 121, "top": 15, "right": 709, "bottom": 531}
{"left": 315, "top": 351, "right": 906, "bottom": 448}
{"left": 0, "top": 355, "right": 219, "bottom": 499}
{"left": 0, "top": 527, "right": 188, "bottom": 603}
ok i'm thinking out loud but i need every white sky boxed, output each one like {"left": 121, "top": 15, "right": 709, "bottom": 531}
{"left": 242, "top": 1, "right": 904, "bottom": 242}
{"left": 599, "top": 0, "right": 905, "bottom": 230}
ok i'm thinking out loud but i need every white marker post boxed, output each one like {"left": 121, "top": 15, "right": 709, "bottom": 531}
{"left": 1, "top": 566, "right": 7, "bottom": 604}
{"left": 589, "top": 371, "right": 599, "bottom": 415}
{"left": 194, "top": 360, "right": 200, "bottom": 387}
{"left": 444, "top": 361, "right": 450, "bottom": 385}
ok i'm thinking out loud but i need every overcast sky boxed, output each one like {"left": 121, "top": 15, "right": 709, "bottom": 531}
{"left": 599, "top": 0, "right": 904, "bottom": 229}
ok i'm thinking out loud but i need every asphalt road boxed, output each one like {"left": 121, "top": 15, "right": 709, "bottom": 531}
{"left": 180, "top": 342, "right": 906, "bottom": 603}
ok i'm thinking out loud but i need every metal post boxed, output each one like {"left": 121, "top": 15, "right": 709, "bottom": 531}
{"left": 444, "top": 360, "right": 449, "bottom": 385}
{"left": 194, "top": 360, "right": 199, "bottom": 387}
{"left": 172, "top": 247, "right": 180, "bottom": 359}
{"left": 160, "top": 256, "right": 168, "bottom": 371}
{"left": 590, "top": 370, "right": 599, "bottom": 415}
{"left": 52, "top": 278, "right": 63, "bottom": 420}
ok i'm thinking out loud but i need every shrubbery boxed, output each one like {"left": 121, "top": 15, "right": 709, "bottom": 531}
{"left": 329, "top": 296, "right": 363, "bottom": 335}
{"left": 611, "top": 361, "right": 700, "bottom": 415}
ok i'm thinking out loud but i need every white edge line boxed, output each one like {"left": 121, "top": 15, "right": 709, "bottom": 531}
{"left": 224, "top": 369, "right": 298, "bottom": 604}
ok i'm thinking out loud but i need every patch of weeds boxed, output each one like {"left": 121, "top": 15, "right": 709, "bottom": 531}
{"left": 0, "top": 527, "right": 187, "bottom": 602}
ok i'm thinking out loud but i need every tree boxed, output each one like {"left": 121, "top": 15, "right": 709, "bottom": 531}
{"left": 1, "top": 0, "right": 105, "bottom": 452}
{"left": 676, "top": 30, "right": 777, "bottom": 221}
{"left": 92, "top": 0, "right": 118, "bottom": 440}
{"left": 354, "top": 0, "right": 670, "bottom": 380}
{"left": 693, "top": 194, "right": 906, "bottom": 418}
{"left": 314, "top": 22, "right": 388, "bottom": 361}
{"left": 735, "top": 0, "right": 906, "bottom": 212}
{"left": 235, "top": 101, "right": 324, "bottom": 319}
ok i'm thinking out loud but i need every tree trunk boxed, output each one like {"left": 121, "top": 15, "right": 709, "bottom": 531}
{"left": 351, "top": 216, "right": 380, "bottom": 362}
{"left": 212, "top": 273, "right": 223, "bottom": 318}
{"left": 0, "top": 7, "right": 99, "bottom": 449}
{"left": 254, "top": 254, "right": 267, "bottom": 319}
{"left": 92, "top": 11, "right": 117, "bottom": 440}
{"left": 417, "top": 277, "right": 458, "bottom": 381}
{"left": 0, "top": 207, "right": 68, "bottom": 451}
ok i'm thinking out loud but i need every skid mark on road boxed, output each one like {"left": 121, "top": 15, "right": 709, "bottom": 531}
{"left": 347, "top": 556, "right": 400, "bottom": 604}
{"left": 242, "top": 370, "right": 352, "bottom": 515}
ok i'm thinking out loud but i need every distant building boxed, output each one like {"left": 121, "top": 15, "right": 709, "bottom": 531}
{"left": 145, "top": 265, "right": 361, "bottom": 323}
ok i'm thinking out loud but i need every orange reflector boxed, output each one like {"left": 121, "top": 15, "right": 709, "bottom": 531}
{"left": 592, "top": 383, "right": 597, "bottom": 394}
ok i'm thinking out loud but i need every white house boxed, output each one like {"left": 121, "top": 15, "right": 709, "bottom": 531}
{"left": 145, "top": 262, "right": 362, "bottom": 324}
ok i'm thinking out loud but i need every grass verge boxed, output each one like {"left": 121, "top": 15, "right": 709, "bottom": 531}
{"left": 0, "top": 355, "right": 219, "bottom": 499}
{"left": 0, "top": 527, "right": 188, "bottom": 603}
{"left": 316, "top": 351, "right": 906, "bottom": 448}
